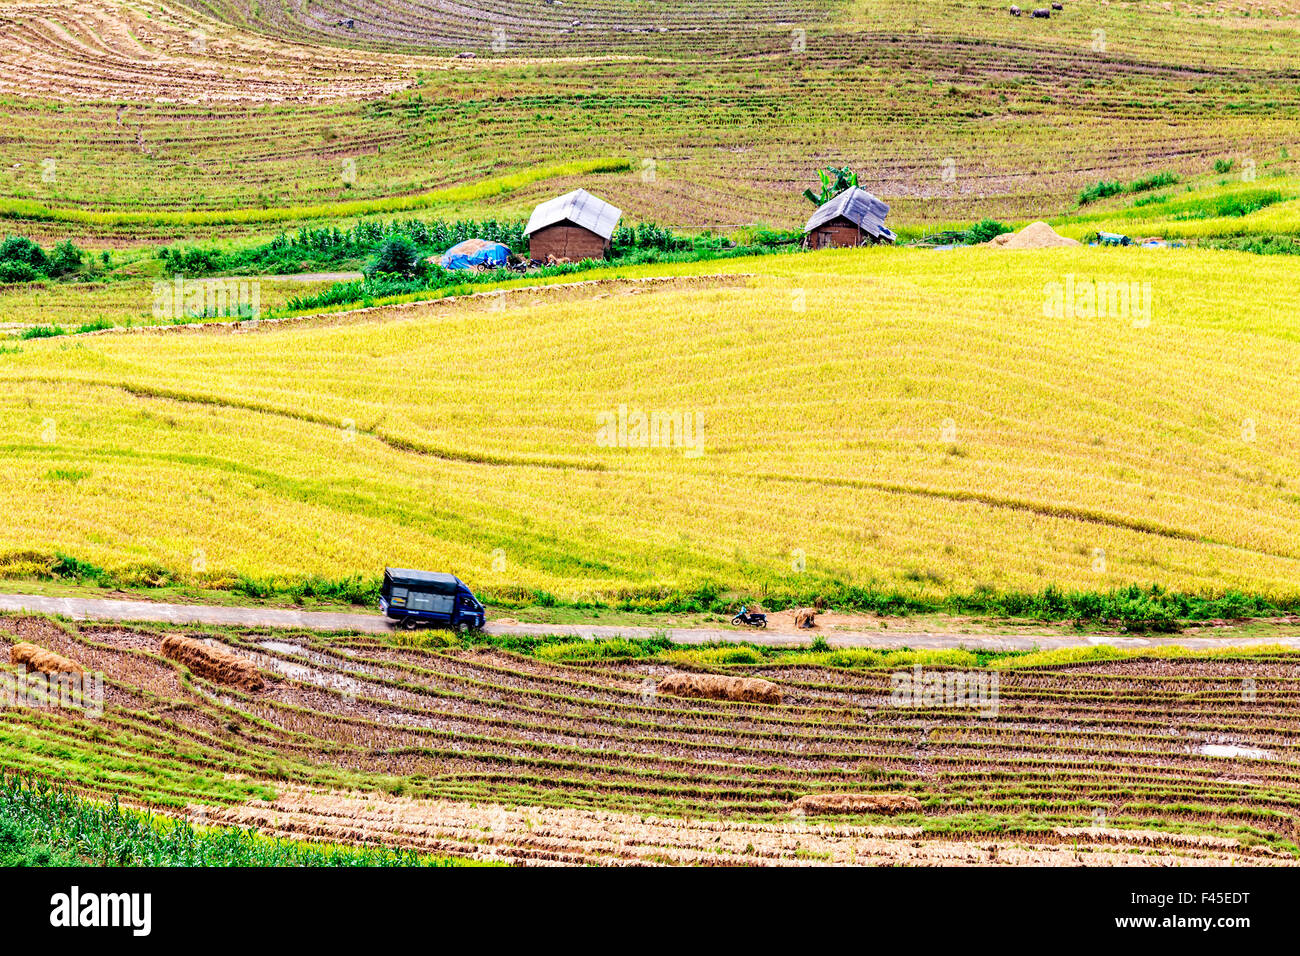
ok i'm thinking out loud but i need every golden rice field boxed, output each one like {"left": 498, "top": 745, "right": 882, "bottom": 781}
{"left": 1, "top": 247, "right": 1299, "bottom": 603}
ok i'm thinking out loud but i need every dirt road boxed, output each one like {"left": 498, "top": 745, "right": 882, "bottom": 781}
{"left": 1, "top": 593, "right": 1294, "bottom": 650}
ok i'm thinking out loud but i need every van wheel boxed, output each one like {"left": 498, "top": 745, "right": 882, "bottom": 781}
{"left": 401, "top": 617, "right": 418, "bottom": 631}
{"left": 457, "top": 622, "right": 470, "bottom": 634}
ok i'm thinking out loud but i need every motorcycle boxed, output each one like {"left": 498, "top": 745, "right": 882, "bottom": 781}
{"left": 731, "top": 605, "right": 767, "bottom": 628}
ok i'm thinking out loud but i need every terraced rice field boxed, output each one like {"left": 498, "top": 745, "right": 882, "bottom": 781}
{"left": 2, "top": 615, "right": 1295, "bottom": 864}
{"left": 0, "top": 0, "right": 1295, "bottom": 240}
{"left": 0, "top": 0, "right": 431, "bottom": 103}
{"left": 175, "top": 0, "right": 837, "bottom": 55}
{"left": 3, "top": 249, "right": 1300, "bottom": 603}
{"left": 2, "top": 0, "right": 1298, "bottom": 881}
{"left": 0, "top": 275, "right": 343, "bottom": 330}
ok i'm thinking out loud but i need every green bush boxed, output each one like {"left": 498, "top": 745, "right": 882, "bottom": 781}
{"left": 49, "top": 552, "right": 112, "bottom": 586}
{"left": 0, "top": 235, "right": 48, "bottom": 271}
{"left": 1078, "top": 172, "right": 1178, "bottom": 205}
{"left": 1111, "top": 595, "right": 1179, "bottom": 633}
{"left": 0, "top": 260, "right": 41, "bottom": 283}
{"left": 145, "top": 216, "right": 793, "bottom": 283}
{"left": 1078, "top": 180, "right": 1125, "bottom": 204}
{"left": 18, "top": 324, "right": 64, "bottom": 339}
{"left": 965, "top": 218, "right": 1013, "bottom": 244}
{"left": 1128, "top": 171, "right": 1179, "bottom": 193}
{"left": 0, "top": 236, "right": 88, "bottom": 282}
{"left": 46, "top": 239, "right": 84, "bottom": 278}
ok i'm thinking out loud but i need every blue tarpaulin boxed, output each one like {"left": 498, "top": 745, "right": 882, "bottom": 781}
{"left": 438, "top": 239, "right": 511, "bottom": 270}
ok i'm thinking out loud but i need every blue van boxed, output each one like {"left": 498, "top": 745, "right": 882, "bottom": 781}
{"left": 379, "top": 568, "right": 486, "bottom": 631}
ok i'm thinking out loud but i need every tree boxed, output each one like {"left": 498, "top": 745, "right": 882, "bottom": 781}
{"left": 367, "top": 237, "right": 423, "bottom": 278}
{"left": 803, "top": 166, "right": 860, "bottom": 206}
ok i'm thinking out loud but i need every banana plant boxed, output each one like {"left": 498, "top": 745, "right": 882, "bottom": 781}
{"left": 803, "top": 166, "right": 860, "bottom": 206}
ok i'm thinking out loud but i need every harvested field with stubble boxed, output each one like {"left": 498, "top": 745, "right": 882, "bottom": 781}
{"left": 195, "top": 788, "right": 1267, "bottom": 866}
{"left": 0, "top": 0, "right": 432, "bottom": 104}
{"left": 2, "top": 615, "right": 1298, "bottom": 865}
{"left": 0, "top": 0, "right": 1296, "bottom": 239}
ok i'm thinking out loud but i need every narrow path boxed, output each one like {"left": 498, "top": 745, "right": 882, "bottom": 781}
{"left": 254, "top": 272, "right": 362, "bottom": 282}
{"left": 1, "top": 593, "right": 1294, "bottom": 651}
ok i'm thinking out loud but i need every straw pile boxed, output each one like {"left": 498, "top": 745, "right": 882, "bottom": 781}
{"left": 10, "top": 642, "right": 83, "bottom": 675}
{"left": 160, "top": 636, "right": 264, "bottom": 691}
{"left": 793, "top": 793, "right": 923, "bottom": 814}
{"left": 657, "top": 673, "right": 782, "bottom": 704}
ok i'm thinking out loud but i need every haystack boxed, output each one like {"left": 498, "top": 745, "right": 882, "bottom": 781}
{"left": 657, "top": 672, "right": 782, "bottom": 705}
{"left": 160, "top": 636, "right": 264, "bottom": 692}
{"left": 793, "top": 792, "right": 922, "bottom": 815}
{"left": 985, "top": 221, "right": 1080, "bottom": 249}
{"left": 10, "top": 642, "right": 83, "bottom": 675}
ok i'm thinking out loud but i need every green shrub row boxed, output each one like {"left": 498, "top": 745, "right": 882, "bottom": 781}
{"left": 0, "top": 235, "right": 90, "bottom": 284}
{"left": 485, "top": 582, "right": 1292, "bottom": 632}
{"left": 1079, "top": 170, "right": 1179, "bottom": 205}
{"left": 282, "top": 239, "right": 794, "bottom": 314}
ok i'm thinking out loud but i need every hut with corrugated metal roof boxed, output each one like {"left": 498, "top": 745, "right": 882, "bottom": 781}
{"left": 804, "top": 187, "right": 896, "bottom": 248}
{"left": 524, "top": 188, "right": 621, "bottom": 261}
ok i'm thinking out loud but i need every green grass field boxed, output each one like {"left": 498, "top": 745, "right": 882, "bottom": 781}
{"left": 0, "top": 773, "right": 479, "bottom": 866}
